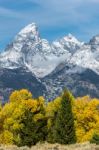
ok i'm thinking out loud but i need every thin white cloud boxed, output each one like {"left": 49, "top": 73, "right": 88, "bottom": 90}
{"left": 0, "top": 6, "right": 24, "bottom": 18}
{"left": 0, "top": 0, "right": 98, "bottom": 28}
{"left": 21, "top": 0, "right": 98, "bottom": 27}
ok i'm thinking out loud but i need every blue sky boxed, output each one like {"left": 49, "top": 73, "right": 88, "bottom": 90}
{"left": 0, "top": 0, "right": 99, "bottom": 51}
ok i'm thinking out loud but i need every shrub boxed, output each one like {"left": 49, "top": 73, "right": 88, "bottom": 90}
{"left": 90, "top": 133, "right": 99, "bottom": 144}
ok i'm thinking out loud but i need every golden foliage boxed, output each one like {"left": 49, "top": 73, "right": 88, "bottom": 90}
{"left": 1, "top": 89, "right": 99, "bottom": 145}
{"left": 9, "top": 89, "right": 32, "bottom": 102}
{"left": 74, "top": 96, "right": 99, "bottom": 142}
{"left": 0, "top": 130, "right": 14, "bottom": 144}
{"left": 0, "top": 89, "right": 46, "bottom": 144}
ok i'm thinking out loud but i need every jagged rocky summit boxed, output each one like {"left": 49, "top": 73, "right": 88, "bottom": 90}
{"left": 0, "top": 23, "right": 99, "bottom": 102}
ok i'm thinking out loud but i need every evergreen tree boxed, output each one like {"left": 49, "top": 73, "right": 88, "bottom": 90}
{"left": 19, "top": 110, "right": 47, "bottom": 146}
{"left": 53, "top": 89, "right": 76, "bottom": 144}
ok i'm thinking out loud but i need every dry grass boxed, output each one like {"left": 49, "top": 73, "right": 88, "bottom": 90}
{"left": 0, "top": 142, "right": 99, "bottom": 150}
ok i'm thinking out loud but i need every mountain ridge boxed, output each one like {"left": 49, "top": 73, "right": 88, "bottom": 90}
{"left": 0, "top": 22, "right": 99, "bottom": 101}
{"left": 0, "top": 23, "right": 84, "bottom": 78}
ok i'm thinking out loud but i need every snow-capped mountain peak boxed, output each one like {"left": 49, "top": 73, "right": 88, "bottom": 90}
{"left": 18, "top": 23, "right": 37, "bottom": 35}
{"left": 0, "top": 23, "right": 41, "bottom": 70}
{"left": 90, "top": 35, "right": 99, "bottom": 45}
{"left": 16, "top": 23, "right": 40, "bottom": 43}
{"left": 15, "top": 22, "right": 40, "bottom": 49}
{"left": 63, "top": 33, "right": 81, "bottom": 44}
{"left": 52, "top": 34, "right": 83, "bottom": 55}
{"left": 0, "top": 22, "right": 99, "bottom": 78}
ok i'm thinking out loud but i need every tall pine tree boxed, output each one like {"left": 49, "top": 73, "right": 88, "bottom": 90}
{"left": 53, "top": 89, "right": 76, "bottom": 144}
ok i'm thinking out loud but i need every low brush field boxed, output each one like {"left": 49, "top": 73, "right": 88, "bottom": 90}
{"left": 0, "top": 142, "right": 99, "bottom": 150}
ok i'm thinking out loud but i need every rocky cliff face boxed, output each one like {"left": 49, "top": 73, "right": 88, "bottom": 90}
{"left": 0, "top": 67, "right": 46, "bottom": 103}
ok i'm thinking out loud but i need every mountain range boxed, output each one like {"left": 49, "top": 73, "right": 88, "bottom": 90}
{"left": 0, "top": 23, "right": 99, "bottom": 103}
